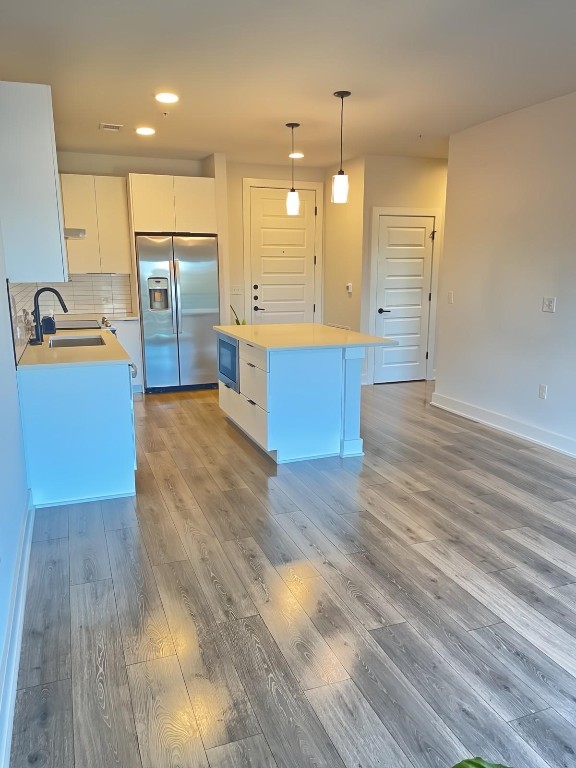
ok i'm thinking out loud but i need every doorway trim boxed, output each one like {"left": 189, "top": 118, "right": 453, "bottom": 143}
{"left": 242, "top": 178, "right": 324, "bottom": 324}
{"left": 366, "top": 206, "right": 444, "bottom": 384}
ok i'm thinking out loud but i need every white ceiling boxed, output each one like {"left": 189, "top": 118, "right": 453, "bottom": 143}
{"left": 3, "top": 0, "right": 576, "bottom": 167}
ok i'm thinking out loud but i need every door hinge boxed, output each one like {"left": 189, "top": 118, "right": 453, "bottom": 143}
{"left": 314, "top": 206, "right": 318, "bottom": 216}
{"left": 314, "top": 255, "right": 317, "bottom": 266}
{"left": 313, "top": 303, "right": 316, "bottom": 312}
{"left": 430, "top": 229, "right": 437, "bottom": 241}
{"left": 426, "top": 351, "right": 429, "bottom": 360}
{"left": 428, "top": 292, "right": 432, "bottom": 301}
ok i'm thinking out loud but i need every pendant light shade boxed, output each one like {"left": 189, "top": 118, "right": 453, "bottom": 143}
{"left": 331, "top": 171, "right": 349, "bottom": 204}
{"left": 286, "top": 122, "right": 300, "bottom": 216}
{"left": 331, "top": 90, "right": 351, "bottom": 204}
{"left": 286, "top": 189, "right": 300, "bottom": 215}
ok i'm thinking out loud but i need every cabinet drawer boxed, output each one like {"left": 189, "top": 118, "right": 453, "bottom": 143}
{"left": 240, "top": 359, "right": 268, "bottom": 411}
{"left": 218, "top": 381, "right": 242, "bottom": 420}
{"left": 239, "top": 341, "right": 268, "bottom": 371}
{"left": 241, "top": 396, "right": 268, "bottom": 449}
{"left": 218, "top": 382, "right": 268, "bottom": 450}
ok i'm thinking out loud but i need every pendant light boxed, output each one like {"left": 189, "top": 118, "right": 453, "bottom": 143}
{"left": 286, "top": 122, "right": 300, "bottom": 216}
{"left": 332, "top": 90, "right": 351, "bottom": 204}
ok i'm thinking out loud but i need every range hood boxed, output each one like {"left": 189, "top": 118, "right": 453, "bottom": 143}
{"left": 64, "top": 227, "right": 86, "bottom": 239}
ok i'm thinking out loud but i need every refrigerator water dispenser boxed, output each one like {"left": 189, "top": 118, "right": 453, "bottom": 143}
{"left": 148, "top": 277, "right": 169, "bottom": 310}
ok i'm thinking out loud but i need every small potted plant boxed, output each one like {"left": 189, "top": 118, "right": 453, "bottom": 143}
{"left": 230, "top": 305, "right": 247, "bottom": 325}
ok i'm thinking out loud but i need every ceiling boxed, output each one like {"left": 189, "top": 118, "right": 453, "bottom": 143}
{"left": 3, "top": 0, "right": 576, "bottom": 167}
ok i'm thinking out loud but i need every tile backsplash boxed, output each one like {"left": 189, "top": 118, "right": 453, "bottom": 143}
{"left": 9, "top": 274, "right": 133, "bottom": 362}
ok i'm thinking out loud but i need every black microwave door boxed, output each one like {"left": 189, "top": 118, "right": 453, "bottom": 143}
{"left": 218, "top": 336, "right": 239, "bottom": 390}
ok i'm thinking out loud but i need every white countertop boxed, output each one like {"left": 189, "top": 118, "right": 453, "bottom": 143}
{"left": 213, "top": 323, "right": 397, "bottom": 351}
{"left": 18, "top": 328, "right": 131, "bottom": 369}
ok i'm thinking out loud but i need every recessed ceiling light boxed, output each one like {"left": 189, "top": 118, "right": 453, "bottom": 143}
{"left": 155, "top": 92, "right": 179, "bottom": 104}
{"left": 136, "top": 126, "right": 156, "bottom": 136}
{"left": 289, "top": 151, "right": 304, "bottom": 159}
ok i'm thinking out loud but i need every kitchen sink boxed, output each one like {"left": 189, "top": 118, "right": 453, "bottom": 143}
{"left": 49, "top": 335, "right": 105, "bottom": 348}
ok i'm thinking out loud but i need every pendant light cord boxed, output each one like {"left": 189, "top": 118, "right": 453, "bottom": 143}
{"left": 291, "top": 126, "right": 295, "bottom": 191}
{"left": 339, "top": 95, "right": 344, "bottom": 173}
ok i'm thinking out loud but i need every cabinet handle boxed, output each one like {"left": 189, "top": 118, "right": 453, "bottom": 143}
{"left": 129, "top": 363, "right": 137, "bottom": 379}
{"left": 246, "top": 362, "right": 256, "bottom": 368}
{"left": 224, "top": 384, "right": 231, "bottom": 389}
{"left": 247, "top": 399, "right": 256, "bottom": 406}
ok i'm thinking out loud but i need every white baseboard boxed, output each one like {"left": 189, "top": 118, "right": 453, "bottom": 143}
{"left": 0, "top": 494, "right": 34, "bottom": 768}
{"left": 431, "top": 393, "right": 576, "bottom": 457}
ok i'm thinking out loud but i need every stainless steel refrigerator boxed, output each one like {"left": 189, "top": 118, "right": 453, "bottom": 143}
{"left": 136, "top": 235, "right": 219, "bottom": 391}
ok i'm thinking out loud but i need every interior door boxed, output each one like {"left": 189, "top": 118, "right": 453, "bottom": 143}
{"left": 374, "top": 215, "right": 435, "bottom": 383}
{"left": 249, "top": 187, "right": 316, "bottom": 324}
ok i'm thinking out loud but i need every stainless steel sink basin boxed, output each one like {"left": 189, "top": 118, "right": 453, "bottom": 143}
{"left": 49, "top": 335, "right": 105, "bottom": 348}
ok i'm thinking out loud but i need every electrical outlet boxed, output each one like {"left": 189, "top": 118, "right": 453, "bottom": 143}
{"left": 448, "top": 291, "right": 454, "bottom": 304}
{"left": 542, "top": 296, "right": 556, "bottom": 313}
{"left": 231, "top": 285, "right": 242, "bottom": 296}
{"left": 538, "top": 384, "right": 548, "bottom": 400}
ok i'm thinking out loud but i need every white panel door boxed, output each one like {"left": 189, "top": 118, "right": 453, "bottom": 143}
{"left": 374, "top": 215, "right": 434, "bottom": 383}
{"left": 249, "top": 187, "right": 316, "bottom": 324}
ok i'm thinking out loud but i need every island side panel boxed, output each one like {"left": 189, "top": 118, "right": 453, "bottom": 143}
{"left": 341, "top": 346, "right": 366, "bottom": 457}
{"left": 268, "top": 347, "right": 343, "bottom": 462}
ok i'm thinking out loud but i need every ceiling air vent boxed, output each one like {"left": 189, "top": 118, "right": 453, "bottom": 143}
{"left": 99, "top": 122, "right": 123, "bottom": 132}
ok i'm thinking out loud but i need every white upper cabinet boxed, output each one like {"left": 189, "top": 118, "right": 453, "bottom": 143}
{"left": 129, "top": 173, "right": 217, "bottom": 234}
{"left": 174, "top": 176, "right": 217, "bottom": 233}
{"left": 129, "top": 174, "right": 175, "bottom": 232}
{"left": 96, "top": 177, "right": 132, "bottom": 274}
{"left": 0, "top": 81, "right": 67, "bottom": 282}
{"left": 60, "top": 174, "right": 100, "bottom": 272}
{"left": 60, "top": 174, "right": 132, "bottom": 274}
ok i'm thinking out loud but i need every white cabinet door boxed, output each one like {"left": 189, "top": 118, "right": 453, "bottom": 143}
{"left": 60, "top": 174, "right": 101, "bottom": 273}
{"left": 129, "top": 174, "right": 175, "bottom": 232}
{"left": 174, "top": 176, "right": 217, "bottom": 233}
{"left": 0, "top": 82, "right": 67, "bottom": 282}
{"left": 96, "top": 176, "right": 132, "bottom": 273}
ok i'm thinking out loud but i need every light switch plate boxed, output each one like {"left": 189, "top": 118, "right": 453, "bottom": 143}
{"left": 542, "top": 296, "right": 556, "bottom": 313}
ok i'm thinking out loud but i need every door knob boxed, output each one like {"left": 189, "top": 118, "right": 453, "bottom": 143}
{"left": 378, "top": 308, "right": 391, "bottom": 314}
{"left": 254, "top": 306, "right": 266, "bottom": 311}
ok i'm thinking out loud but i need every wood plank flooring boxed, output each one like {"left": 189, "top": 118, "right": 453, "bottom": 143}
{"left": 11, "top": 381, "right": 576, "bottom": 768}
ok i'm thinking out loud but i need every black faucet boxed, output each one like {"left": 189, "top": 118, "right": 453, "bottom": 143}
{"left": 29, "top": 287, "right": 69, "bottom": 345}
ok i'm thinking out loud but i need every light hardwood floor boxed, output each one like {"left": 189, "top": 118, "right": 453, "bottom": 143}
{"left": 10, "top": 381, "right": 576, "bottom": 768}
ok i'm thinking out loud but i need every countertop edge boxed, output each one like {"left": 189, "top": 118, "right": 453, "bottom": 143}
{"left": 213, "top": 324, "right": 398, "bottom": 351}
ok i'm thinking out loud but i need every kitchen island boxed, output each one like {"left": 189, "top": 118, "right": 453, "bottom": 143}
{"left": 214, "top": 323, "right": 397, "bottom": 463}
{"left": 17, "top": 328, "right": 136, "bottom": 506}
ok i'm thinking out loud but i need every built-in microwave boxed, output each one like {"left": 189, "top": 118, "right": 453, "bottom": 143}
{"left": 217, "top": 333, "right": 240, "bottom": 392}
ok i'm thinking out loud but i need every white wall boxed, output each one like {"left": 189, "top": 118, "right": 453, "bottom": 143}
{"left": 323, "top": 155, "right": 447, "bottom": 332}
{"left": 0, "top": 224, "right": 30, "bottom": 764}
{"left": 433, "top": 91, "right": 576, "bottom": 455}
{"left": 323, "top": 158, "right": 366, "bottom": 330}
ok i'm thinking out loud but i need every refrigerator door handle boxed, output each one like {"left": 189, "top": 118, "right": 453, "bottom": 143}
{"left": 169, "top": 257, "right": 178, "bottom": 335}
{"left": 174, "top": 258, "right": 182, "bottom": 334}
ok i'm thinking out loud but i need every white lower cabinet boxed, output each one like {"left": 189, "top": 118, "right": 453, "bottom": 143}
{"left": 18, "top": 362, "right": 136, "bottom": 506}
